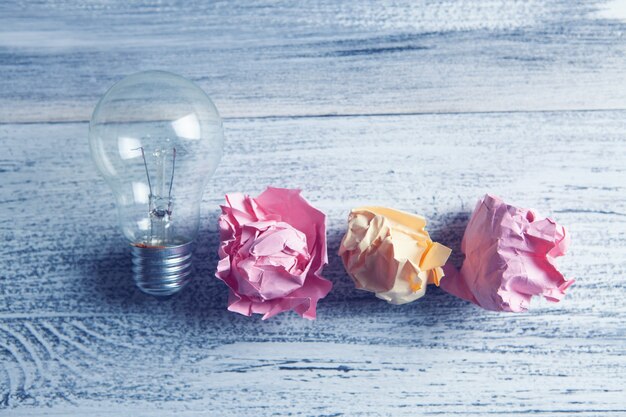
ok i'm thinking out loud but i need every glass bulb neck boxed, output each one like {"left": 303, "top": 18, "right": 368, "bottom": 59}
{"left": 147, "top": 194, "right": 174, "bottom": 246}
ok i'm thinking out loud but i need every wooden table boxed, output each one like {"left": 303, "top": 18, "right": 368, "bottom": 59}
{"left": 1, "top": 1, "right": 625, "bottom": 415}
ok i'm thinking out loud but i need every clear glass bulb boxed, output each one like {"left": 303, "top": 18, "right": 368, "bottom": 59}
{"left": 89, "top": 70, "right": 223, "bottom": 296}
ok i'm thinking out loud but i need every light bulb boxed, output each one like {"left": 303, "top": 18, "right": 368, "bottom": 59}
{"left": 89, "top": 70, "right": 223, "bottom": 296}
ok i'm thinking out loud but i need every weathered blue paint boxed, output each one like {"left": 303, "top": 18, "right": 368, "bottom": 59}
{"left": 1, "top": 1, "right": 625, "bottom": 415}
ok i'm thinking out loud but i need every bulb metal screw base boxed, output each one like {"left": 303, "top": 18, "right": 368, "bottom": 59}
{"left": 131, "top": 242, "right": 194, "bottom": 297}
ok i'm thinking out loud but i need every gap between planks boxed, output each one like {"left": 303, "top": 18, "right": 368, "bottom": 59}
{"left": 2, "top": 106, "right": 626, "bottom": 126}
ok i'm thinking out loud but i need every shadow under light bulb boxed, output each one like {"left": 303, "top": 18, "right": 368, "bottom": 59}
{"left": 89, "top": 70, "right": 223, "bottom": 296}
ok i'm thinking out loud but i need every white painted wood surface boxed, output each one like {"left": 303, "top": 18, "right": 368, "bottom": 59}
{"left": 1, "top": 1, "right": 625, "bottom": 415}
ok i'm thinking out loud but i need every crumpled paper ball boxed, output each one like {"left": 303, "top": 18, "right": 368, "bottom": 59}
{"left": 440, "top": 194, "right": 574, "bottom": 312}
{"left": 216, "top": 187, "right": 332, "bottom": 320}
{"left": 338, "top": 207, "right": 451, "bottom": 304}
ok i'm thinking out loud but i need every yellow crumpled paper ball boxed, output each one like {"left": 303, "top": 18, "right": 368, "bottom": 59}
{"left": 338, "top": 207, "right": 451, "bottom": 304}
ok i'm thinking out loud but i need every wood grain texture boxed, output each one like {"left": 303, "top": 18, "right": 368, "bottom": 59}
{"left": 2, "top": 0, "right": 626, "bottom": 122}
{"left": 1, "top": 0, "right": 626, "bottom": 416}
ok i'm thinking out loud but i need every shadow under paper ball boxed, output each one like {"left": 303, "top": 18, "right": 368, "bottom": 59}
{"left": 431, "top": 210, "right": 470, "bottom": 269}
{"left": 319, "top": 209, "right": 478, "bottom": 322}
{"left": 323, "top": 226, "right": 374, "bottom": 302}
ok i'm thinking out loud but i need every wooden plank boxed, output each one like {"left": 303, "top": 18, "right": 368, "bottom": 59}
{"left": 1, "top": 110, "right": 625, "bottom": 415}
{"left": 1, "top": 1, "right": 626, "bottom": 122}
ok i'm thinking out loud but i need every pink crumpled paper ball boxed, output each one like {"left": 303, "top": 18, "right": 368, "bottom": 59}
{"left": 216, "top": 187, "right": 332, "bottom": 320}
{"left": 440, "top": 194, "right": 574, "bottom": 312}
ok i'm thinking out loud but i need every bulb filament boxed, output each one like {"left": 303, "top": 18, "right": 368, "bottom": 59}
{"left": 135, "top": 146, "right": 177, "bottom": 245}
